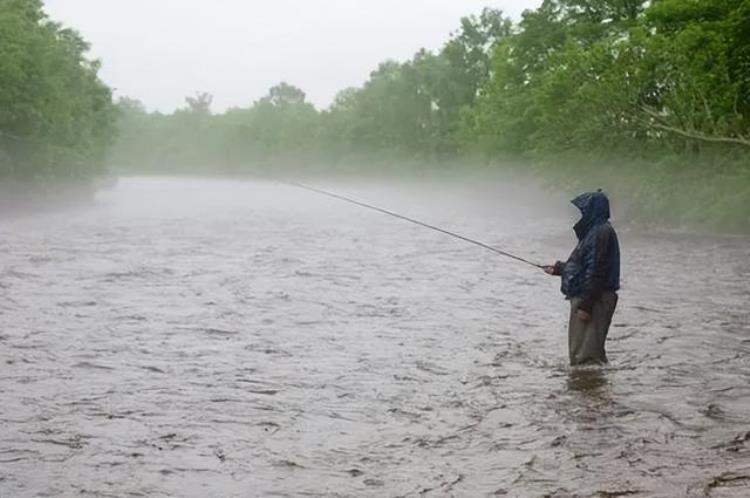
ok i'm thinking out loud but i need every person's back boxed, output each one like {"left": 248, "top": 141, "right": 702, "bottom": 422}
{"left": 544, "top": 191, "right": 620, "bottom": 365}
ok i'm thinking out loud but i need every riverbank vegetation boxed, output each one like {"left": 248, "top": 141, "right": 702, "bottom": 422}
{"left": 2, "top": 0, "right": 748, "bottom": 229}
{"left": 0, "top": 0, "right": 117, "bottom": 180}
{"left": 111, "top": 0, "right": 750, "bottom": 230}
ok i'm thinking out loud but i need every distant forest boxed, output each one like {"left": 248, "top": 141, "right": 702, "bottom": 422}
{"left": 1, "top": 0, "right": 749, "bottom": 229}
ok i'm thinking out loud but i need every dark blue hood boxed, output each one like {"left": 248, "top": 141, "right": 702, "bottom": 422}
{"left": 572, "top": 191, "right": 610, "bottom": 240}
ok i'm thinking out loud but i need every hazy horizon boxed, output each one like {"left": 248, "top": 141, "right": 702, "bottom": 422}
{"left": 42, "top": 0, "right": 541, "bottom": 113}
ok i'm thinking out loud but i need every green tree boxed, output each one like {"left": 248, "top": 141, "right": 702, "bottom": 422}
{"left": 0, "top": 0, "right": 117, "bottom": 179}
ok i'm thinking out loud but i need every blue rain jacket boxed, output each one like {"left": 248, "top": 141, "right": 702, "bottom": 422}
{"left": 554, "top": 191, "right": 620, "bottom": 313}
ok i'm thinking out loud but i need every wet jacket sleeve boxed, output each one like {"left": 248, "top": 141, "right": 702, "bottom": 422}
{"left": 579, "top": 225, "right": 613, "bottom": 313}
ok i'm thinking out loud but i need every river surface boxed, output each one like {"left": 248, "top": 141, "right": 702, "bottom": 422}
{"left": 1, "top": 176, "right": 749, "bottom": 498}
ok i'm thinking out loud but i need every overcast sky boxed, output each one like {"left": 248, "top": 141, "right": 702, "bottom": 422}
{"left": 43, "top": 1, "right": 541, "bottom": 112}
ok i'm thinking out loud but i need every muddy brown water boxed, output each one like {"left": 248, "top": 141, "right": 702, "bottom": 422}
{"left": 1, "top": 176, "right": 749, "bottom": 498}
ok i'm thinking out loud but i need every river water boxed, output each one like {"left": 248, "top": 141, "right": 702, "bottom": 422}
{"left": 1, "top": 176, "right": 749, "bottom": 498}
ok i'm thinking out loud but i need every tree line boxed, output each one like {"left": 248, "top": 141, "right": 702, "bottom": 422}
{"left": 0, "top": 0, "right": 117, "bottom": 180}
{"left": 110, "top": 8, "right": 513, "bottom": 171}
{"left": 2, "top": 0, "right": 748, "bottom": 228}
{"left": 111, "top": 0, "right": 750, "bottom": 228}
{"left": 113, "top": 0, "right": 750, "bottom": 165}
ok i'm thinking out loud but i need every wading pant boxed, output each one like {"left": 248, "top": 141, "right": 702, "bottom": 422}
{"left": 568, "top": 291, "right": 618, "bottom": 366}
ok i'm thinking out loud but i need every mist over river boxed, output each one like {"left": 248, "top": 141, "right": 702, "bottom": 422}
{"left": 1, "top": 176, "right": 749, "bottom": 497}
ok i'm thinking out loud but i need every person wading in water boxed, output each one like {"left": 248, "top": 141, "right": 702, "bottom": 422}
{"left": 543, "top": 191, "right": 621, "bottom": 366}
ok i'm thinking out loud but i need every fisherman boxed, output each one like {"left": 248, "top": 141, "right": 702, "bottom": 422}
{"left": 543, "top": 190, "right": 620, "bottom": 366}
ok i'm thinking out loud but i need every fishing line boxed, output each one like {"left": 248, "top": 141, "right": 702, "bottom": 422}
{"left": 277, "top": 180, "right": 543, "bottom": 269}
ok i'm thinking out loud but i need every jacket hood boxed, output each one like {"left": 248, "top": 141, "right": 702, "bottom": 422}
{"left": 572, "top": 191, "right": 610, "bottom": 240}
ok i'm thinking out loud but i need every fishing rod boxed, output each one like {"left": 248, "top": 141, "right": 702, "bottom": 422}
{"left": 277, "top": 180, "right": 543, "bottom": 270}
